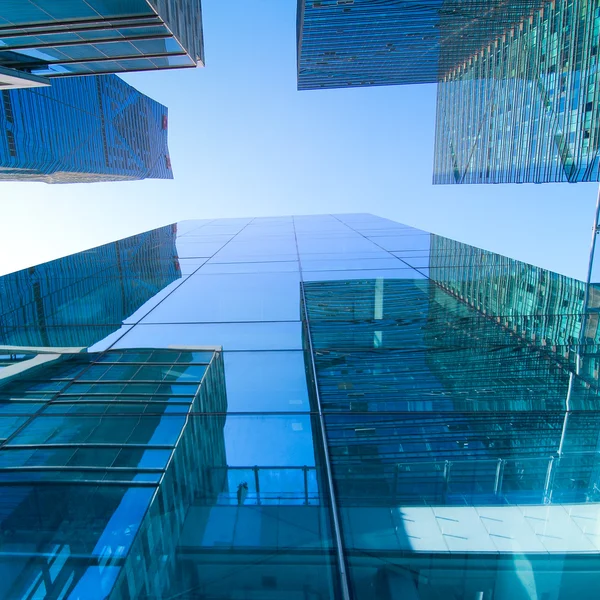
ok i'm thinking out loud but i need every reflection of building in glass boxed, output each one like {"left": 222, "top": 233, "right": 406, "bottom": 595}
{"left": 0, "top": 347, "right": 227, "bottom": 600}
{"left": 0, "top": 224, "right": 181, "bottom": 347}
{"left": 297, "top": 0, "right": 600, "bottom": 184}
{"left": 428, "top": 234, "right": 600, "bottom": 383}
{"left": 0, "top": 75, "right": 173, "bottom": 183}
{"left": 0, "top": 0, "right": 204, "bottom": 88}
{"left": 304, "top": 276, "right": 600, "bottom": 508}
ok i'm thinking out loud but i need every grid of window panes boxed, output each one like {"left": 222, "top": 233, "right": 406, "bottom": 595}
{"left": 296, "top": 0, "right": 543, "bottom": 90}
{"left": 2, "top": 214, "right": 600, "bottom": 600}
{"left": 298, "top": 215, "right": 600, "bottom": 599}
{"left": 427, "top": 234, "right": 600, "bottom": 392}
{"left": 0, "top": 75, "right": 172, "bottom": 183}
{"left": 0, "top": 347, "right": 224, "bottom": 600}
{"left": 304, "top": 277, "right": 600, "bottom": 504}
{"left": 434, "top": 0, "right": 600, "bottom": 184}
{"left": 428, "top": 234, "right": 590, "bottom": 348}
{"left": 0, "top": 0, "right": 204, "bottom": 78}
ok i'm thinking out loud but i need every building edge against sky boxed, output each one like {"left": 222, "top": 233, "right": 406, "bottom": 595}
{"left": 296, "top": 0, "right": 600, "bottom": 184}
{"left": 0, "top": 75, "right": 173, "bottom": 183}
{"left": 0, "top": 0, "right": 206, "bottom": 182}
{"left": 0, "top": 0, "right": 205, "bottom": 89}
{"left": 2, "top": 213, "right": 600, "bottom": 599}
{"left": 296, "top": 0, "right": 545, "bottom": 89}
{"left": 434, "top": 0, "right": 600, "bottom": 184}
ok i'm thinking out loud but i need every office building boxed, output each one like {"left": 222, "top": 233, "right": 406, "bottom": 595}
{"left": 0, "top": 75, "right": 173, "bottom": 183}
{"left": 297, "top": 0, "right": 600, "bottom": 184}
{"left": 434, "top": 0, "right": 600, "bottom": 183}
{"left": 1, "top": 214, "right": 600, "bottom": 599}
{"left": 296, "top": 0, "right": 543, "bottom": 90}
{"left": 0, "top": 0, "right": 204, "bottom": 89}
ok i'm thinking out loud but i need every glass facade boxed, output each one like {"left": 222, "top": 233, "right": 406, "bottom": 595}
{"left": 0, "top": 0, "right": 204, "bottom": 82}
{"left": 0, "top": 223, "right": 181, "bottom": 347}
{"left": 0, "top": 75, "right": 173, "bottom": 183}
{"left": 296, "top": 0, "right": 544, "bottom": 90}
{"left": 1, "top": 213, "right": 600, "bottom": 599}
{"left": 434, "top": 0, "right": 600, "bottom": 184}
{"left": 297, "top": 0, "right": 600, "bottom": 184}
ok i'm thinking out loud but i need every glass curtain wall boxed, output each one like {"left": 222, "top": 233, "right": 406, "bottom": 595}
{"left": 296, "top": 0, "right": 544, "bottom": 90}
{"left": 1, "top": 214, "right": 600, "bottom": 599}
{"left": 434, "top": 0, "right": 600, "bottom": 184}
{"left": 297, "top": 0, "right": 600, "bottom": 185}
{"left": 0, "top": 75, "right": 173, "bottom": 183}
{"left": 0, "top": 0, "right": 204, "bottom": 78}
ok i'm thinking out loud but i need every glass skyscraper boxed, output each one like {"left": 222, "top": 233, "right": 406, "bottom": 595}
{"left": 1, "top": 213, "right": 600, "bottom": 599}
{"left": 0, "top": 74, "right": 173, "bottom": 183}
{"left": 296, "top": 0, "right": 543, "bottom": 90}
{"left": 297, "top": 0, "right": 600, "bottom": 184}
{"left": 434, "top": 0, "right": 600, "bottom": 184}
{"left": 0, "top": 0, "right": 204, "bottom": 88}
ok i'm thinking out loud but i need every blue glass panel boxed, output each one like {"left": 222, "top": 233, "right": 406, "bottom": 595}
{"left": 139, "top": 272, "right": 302, "bottom": 323}
{"left": 198, "top": 261, "right": 299, "bottom": 274}
{"left": 303, "top": 269, "right": 426, "bottom": 282}
{"left": 208, "top": 252, "right": 300, "bottom": 263}
{"left": 300, "top": 257, "right": 406, "bottom": 271}
{"left": 173, "top": 240, "right": 228, "bottom": 257}
{"left": 112, "top": 322, "right": 304, "bottom": 351}
{"left": 369, "top": 235, "right": 432, "bottom": 252}
{"left": 223, "top": 351, "right": 310, "bottom": 412}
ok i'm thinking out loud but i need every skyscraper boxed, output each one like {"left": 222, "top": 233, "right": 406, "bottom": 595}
{"left": 434, "top": 0, "right": 600, "bottom": 184}
{"left": 296, "top": 0, "right": 543, "bottom": 90}
{"left": 1, "top": 213, "right": 600, "bottom": 599}
{"left": 0, "top": 75, "right": 173, "bottom": 183}
{"left": 0, "top": 0, "right": 204, "bottom": 89}
{"left": 297, "top": 0, "right": 600, "bottom": 184}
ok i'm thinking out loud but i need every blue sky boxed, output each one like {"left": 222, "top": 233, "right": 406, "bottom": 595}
{"left": 1, "top": 0, "right": 598, "bottom": 279}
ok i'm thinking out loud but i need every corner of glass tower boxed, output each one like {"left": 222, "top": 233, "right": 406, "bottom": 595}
{"left": 0, "top": 0, "right": 205, "bottom": 81}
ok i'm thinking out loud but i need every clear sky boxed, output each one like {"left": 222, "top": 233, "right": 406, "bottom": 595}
{"left": 1, "top": 0, "right": 598, "bottom": 279}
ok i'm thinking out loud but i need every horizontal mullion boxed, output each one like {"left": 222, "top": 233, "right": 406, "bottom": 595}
{"left": 3, "top": 411, "right": 314, "bottom": 417}
{"left": 0, "top": 466, "right": 164, "bottom": 473}
{"left": 3, "top": 443, "right": 174, "bottom": 450}
{"left": 0, "top": 398, "right": 48, "bottom": 403}
{"left": 0, "top": 479, "right": 158, "bottom": 487}
{"left": 0, "top": 14, "right": 162, "bottom": 34}
{"left": 48, "top": 399, "right": 191, "bottom": 405}
{"left": 3, "top": 33, "right": 173, "bottom": 51}
{"left": 58, "top": 393, "right": 197, "bottom": 398}
{"left": 1, "top": 50, "right": 188, "bottom": 68}
{"left": 50, "top": 379, "right": 203, "bottom": 384}
{"left": 92, "top": 361, "right": 213, "bottom": 366}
